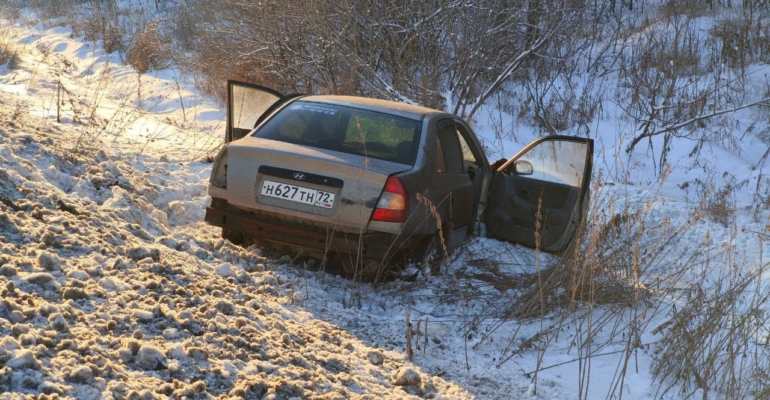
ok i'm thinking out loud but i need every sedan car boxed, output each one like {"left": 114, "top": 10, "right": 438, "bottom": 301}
{"left": 205, "top": 81, "right": 593, "bottom": 276}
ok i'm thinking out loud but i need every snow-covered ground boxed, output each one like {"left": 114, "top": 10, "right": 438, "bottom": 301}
{"left": 2, "top": 8, "right": 770, "bottom": 400}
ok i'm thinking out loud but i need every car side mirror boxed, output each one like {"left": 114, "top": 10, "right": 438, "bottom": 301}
{"left": 514, "top": 160, "right": 533, "bottom": 175}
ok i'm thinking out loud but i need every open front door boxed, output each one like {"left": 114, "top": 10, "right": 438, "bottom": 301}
{"left": 485, "top": 136, "right": 593, "bottom": 252}
{"left": 226, "top": 80, "right": 283, "bottom": 143}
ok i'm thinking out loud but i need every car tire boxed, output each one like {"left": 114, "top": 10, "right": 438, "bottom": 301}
{"left": 221, "top": 228, "right": 244, "bottom": 245}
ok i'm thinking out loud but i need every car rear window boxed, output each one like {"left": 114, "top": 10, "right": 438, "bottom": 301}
{"left": 252, "top": 101, "right": 421, "bottom": 165}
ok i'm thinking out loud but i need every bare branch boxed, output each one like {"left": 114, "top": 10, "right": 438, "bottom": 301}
{"left": 626, "top": 97, "right": 770, "bottom": 153}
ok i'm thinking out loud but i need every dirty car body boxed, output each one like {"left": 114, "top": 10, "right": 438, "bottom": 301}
{"left": 205, "top": 81, "right": 594, "bottom": 271}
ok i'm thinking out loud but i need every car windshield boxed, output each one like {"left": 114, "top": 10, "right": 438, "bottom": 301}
{"left": 252, "top": 101, "right": 421, "bottom": 165}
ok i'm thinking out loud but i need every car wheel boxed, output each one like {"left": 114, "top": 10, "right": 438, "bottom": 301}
{"left": 221, "top": 228, "right": 243, "bottom": 245}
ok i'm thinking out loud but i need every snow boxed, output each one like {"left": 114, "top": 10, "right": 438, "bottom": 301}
{"left": 0, "top": 43, "right": 479, "bottom": 396}
{"left": 1, "top": 3, "right": 770, "bottom": 400}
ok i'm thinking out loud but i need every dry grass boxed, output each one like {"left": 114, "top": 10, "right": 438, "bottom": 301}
{"left": 0, "top": 29, "right": 19, "bottom": 69}
{"left": 651, "top": 228, "right": 770, "bottom": 399}
{"left": 652, "top": 271, "right": 770, "bottom": 397}
{"left": 457, "top": 171, "right": 770, "bottom": 399}
{"left": 706, "top": 185, "right": 734, "bottom": 227}
{"left": 461, "top": 174, "right": 730, "bottom": 398}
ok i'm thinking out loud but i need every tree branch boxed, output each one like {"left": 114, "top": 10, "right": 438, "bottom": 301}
{"left": 625, "top": 97, "right": 770, "bottom": 153}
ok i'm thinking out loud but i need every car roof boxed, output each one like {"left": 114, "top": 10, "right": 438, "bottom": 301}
{"left": 297, "top": 95, "right": 444, "bottom": 121}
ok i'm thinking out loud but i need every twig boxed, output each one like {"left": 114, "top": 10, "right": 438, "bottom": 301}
{"left": 525, "top": 343, "right": 660, "bottom": 376}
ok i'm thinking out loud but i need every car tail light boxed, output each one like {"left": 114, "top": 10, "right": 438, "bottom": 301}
{"left": 372, "top": 176, "right": 408, "bottom": 223}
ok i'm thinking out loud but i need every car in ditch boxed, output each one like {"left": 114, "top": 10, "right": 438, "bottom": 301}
{"left": 205, "top": 81, "right": 593, "bottom": 276}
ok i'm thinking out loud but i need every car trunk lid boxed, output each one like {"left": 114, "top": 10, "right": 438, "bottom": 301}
{"left": 225, "top": 137, "right": 411, "bottom": 232}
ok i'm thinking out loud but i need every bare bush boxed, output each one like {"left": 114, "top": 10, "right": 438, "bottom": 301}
{"left": 169, "top": 0, "right": 587, "bottom": 114}
{"left": 446, "top": 2, "right": 583, "bottom": 121}
{"left": 659, "top": 0, "right": 715, "bottom": 19}
{"left": 126, "top": 21, "right": 168, "bottom": 74}
{"left": 620, "top": 13, "right": 711, "bottom": 167}
{"left": 711, "top": 6, "right": 770, "bottom": 74}
{"left": 165, "top": 0, "right": 608, "bottom": 137}
{"left": 70, "top": 4, "right": 125, "bottom": 54}
{"left": 18, "top": 0, "right": 93, "bottom": 19}
{"left": 619, "top": 4, "right": 770, "bottom": 173}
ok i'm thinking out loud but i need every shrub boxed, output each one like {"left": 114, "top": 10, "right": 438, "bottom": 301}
{"left": 126, "top": 22, "right": 168, "bottom": 74}
{"left": 70, "top": 5, "right": 125, "bottom": 54}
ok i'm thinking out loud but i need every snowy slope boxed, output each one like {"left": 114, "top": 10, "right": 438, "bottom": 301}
{"left": 2, "top": 7, "right": 770, "bottom": 400}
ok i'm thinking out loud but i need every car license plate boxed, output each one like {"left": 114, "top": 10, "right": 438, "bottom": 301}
{"left": 260, "top": 180, "right": 335, "bottom": 209}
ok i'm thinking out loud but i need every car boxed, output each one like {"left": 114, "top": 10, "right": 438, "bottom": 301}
{"left": 205, "top": 80, "right": 593, "bottom": 277}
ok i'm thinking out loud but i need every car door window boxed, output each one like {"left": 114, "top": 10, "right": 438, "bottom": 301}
{"left": 484, "top": 136, "right": 593, "bottom": 252}
{"left": 456, "top": 130, "right": 477, "bottom": 164}
{"left": 226, "top": 81, "right": 283, "bottom": 142}
{"left": 231, "top": 86, "right": 279, "bottom": 130}
{"left": 516, "top": 140, "right": 588, "bottom": 187}
{"left": 437, "top": 124, "right": 464, "bottom": 174}
{"left": 455, "top": 126, "right": 481, "bottom": 177}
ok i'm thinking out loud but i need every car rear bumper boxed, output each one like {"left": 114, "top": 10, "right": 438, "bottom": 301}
{"left": 205, "top": 198, "right": 423, "bottom": 262}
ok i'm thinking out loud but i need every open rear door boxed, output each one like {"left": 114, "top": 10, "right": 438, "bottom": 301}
{"left": 485, "top": 136, "right": 593, "bottom": 252}
{"left": 226, "top": 80, "right": 283, "bottom": 143}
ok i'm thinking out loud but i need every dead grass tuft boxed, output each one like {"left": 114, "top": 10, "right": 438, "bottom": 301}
{"left": 706, "top": 186, "right": 734, "bottom": 227}
{"left": 0, "top": 30, "right": 19, "bottom": 68}
{"left": 507, "top": 207, "right": 651, "bottom": 320}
